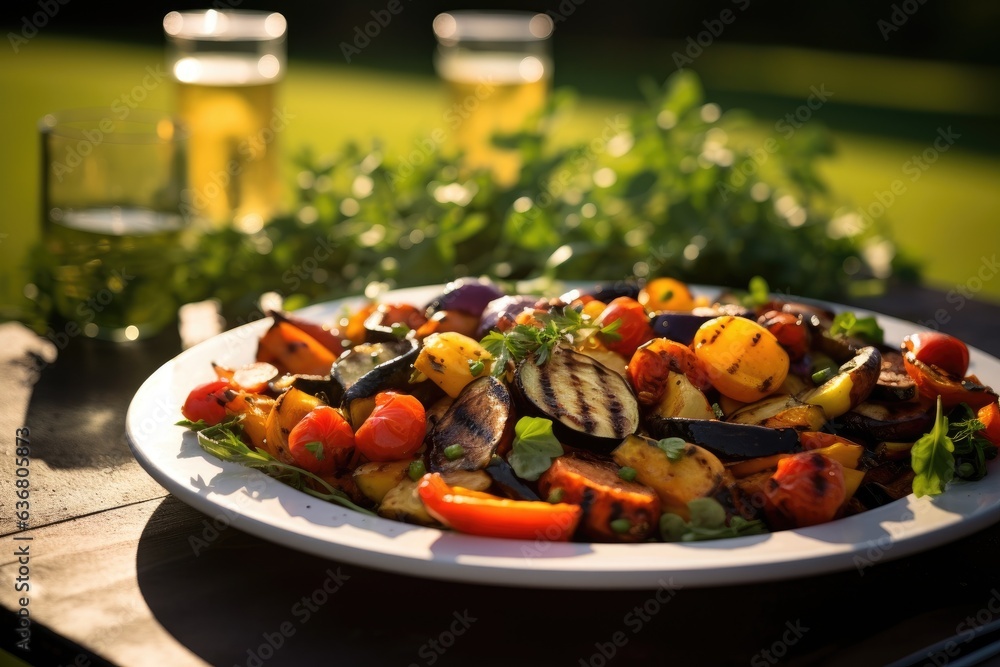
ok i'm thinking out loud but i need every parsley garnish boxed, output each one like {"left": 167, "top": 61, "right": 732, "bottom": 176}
{"left": 949, "top": 404, "right": 998, "bottom": 481}
{"left": 304, "top": 441, "right": 325, "bottom": 460}
{"left": 480, "top": 306, "right": 621, "bottom": 377}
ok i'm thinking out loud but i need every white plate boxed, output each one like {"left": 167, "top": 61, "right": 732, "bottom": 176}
{"left": 126, "top": 284, "right": 1000, "bottom": 589}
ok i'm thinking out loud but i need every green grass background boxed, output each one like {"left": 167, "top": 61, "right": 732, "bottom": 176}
{"left": 1, "top": 36, "right": 998, "bottom": 322}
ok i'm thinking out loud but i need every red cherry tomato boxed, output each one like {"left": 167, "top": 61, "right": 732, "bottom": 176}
{"left": 627, "top": 338, "right": 712, "bottom": 405}
{"left": 181, "top": 380, "right": 230, "bottom": 426}
{"left": 355, "top": 392, "right": 427, "bottom": 462}
{"left": 758, "top": 310, "right": 809, "bottom": 361}
{"left": 287, "top": 406, "right": 356, "bottom": 475}
{"left": 595, "top": 297, "right": 654, "bottom": 358}
{"left": 764, "top": 452, "right": 846, "bottom": 529}
{"left": 903, "top": 332, "right": 970, "bottom": 378}
{"left": 978, "top": 402, "right": 1000, "bottom": 446}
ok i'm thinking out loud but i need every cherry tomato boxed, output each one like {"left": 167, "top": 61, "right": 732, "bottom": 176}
{"left": 596, "top": 297, "right": 654, "bottom": 358}
{"left": 902, "top": 349, "right": 998, "bottom": 409}
{"left": 902, "top": 332, "right": 970, "bottom": 379}
{"left": 355, "top": 392, "right": 427, "bottom": 462}
{"left": 978, "top": 402, "right": 1000, "bottom": 446}
{"left": 181, "top": 380, "right": 230, "bottom": 426}
{"left": 758, "top": 310, "right": 809, "bottom": 361}
{"left": 638, "top": 277, "right": 695, "bottom": 312}
{"left": 367, "top": 303, "right": 429, "bottom": 333}
{"left": 764, "top": 452, "right": 846, "bottom": 528}
{"left": 627, "top": 338, "right": 712, "bottom": 405}
{"left": 287, "top": 406, "right": 356, "bottom": 474}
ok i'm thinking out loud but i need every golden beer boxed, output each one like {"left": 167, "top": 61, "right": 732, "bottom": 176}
{"left": 433, "top": 11, "right": 553, "bottom": 186}
{"left": 173, "top": 54, "right": 282, "bottom": 228}
{"left": 438, "top": 51, "right": 549, "bottom": 185}
{"left": 164, "top": 10, "right": 287, "bottom": 229}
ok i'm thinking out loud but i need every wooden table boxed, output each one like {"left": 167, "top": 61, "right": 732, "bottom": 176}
{"left": 3, "top": 283, "right": 1000, "bottom": 667}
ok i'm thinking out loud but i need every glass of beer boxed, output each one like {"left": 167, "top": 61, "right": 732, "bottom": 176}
{"left": 39, "top": 109, "right": 189, "bottom": 342}
{"left": 163, "top": 9, "right": 287, "bottom": 231}
{"left": 432, "top": 10, "right": 554, "bottom": 186}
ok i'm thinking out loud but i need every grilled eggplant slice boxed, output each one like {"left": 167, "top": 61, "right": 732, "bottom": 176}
{"left": 871, "top": 350, "right": 917, "bottom": 402}
{"left": 801, "top": 345, "right": 882, "bottom": 419}
{"left": 333, "top": 338, "right": 416, "bottom": 393}
{"left": 726, "top": 394, "right": 827, "bottom": 431}
{"left": 832, "top": 401, "right": 935, "bottom": 445}
{"left": 646, "top": 416, "right": 800, "bottom": 462}
{"left": 428, "top": 376, "right": 515, "bottom": 473}
{"left": 516, "top": 346, "right": 641, "bottom": 453}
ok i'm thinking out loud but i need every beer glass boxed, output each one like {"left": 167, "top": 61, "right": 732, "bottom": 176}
{"left": 163, "top": 9, "right": 287, "bottom": 230}
{"left": 432, "top": 10, "right": 554, "bottom": 186}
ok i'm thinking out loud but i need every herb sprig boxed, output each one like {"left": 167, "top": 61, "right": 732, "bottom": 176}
{"left": 480, "top": 306, "right": 621, "bottom": 377}
{"left": 660, "top": 498, "right": 767, "bottom": 542}
{"left": 182, "top": 417, "right": 375, "bottom": 515}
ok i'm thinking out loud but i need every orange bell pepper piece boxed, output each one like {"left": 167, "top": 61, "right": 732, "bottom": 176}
{"left": 417, "top": 473, "right": 582, "bottom": 541}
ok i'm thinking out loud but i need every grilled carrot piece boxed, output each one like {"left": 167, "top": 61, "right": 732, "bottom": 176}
{"left": 257, "top": 321, "right": 338, "bottom": 376}
{"left": 537, "top": 455, "right": 661, "bottom": 542}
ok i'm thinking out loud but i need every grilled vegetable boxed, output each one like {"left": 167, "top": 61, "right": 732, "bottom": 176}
{"left": 378, "top": 477, "right": 440, "bottom": 526}
{"left": 355, "top": 392, "right": 426, "bottom": 462}
{"left": 341, "top": 342, "right": 420, "bottom": 424}
{"left": 414, "top": 332, "right": 493, "bottom": 398}
{"left": 334, "top": 339, "right": 416, "bottom": 394}
{"left": 646, "top": 417, "right": 800, "bottom": 461}
{"left": 638, "top": 277, "right": 696, "bottom": 312}
{"left": 764, "top": 452, "right": 847, "bottom": 529}
{"left": 611, "top": 434, "right": 726, "bottom": 518}
{"left": 537, "top": 454, "right": 661, "bottom": 542}
{"left": 417, "top": 473, "right": 582, "bottom": 541}
{"left": 486, "top": 456, "right": 540, "bottom": 500}
{"left": 871, "top": 350, "right": 917, "bottom": 402}
{"left": 801, "top": 346, "right": 882, "bottom": 419}
{"left": 267, "top": 310, "right": 345, "bottom": 356}
{"left": 627, "top": 338, "right": 712, "bottom": 405}
{"left": 649, "top": 371, "right": 717, "bottom": 421}
{"left": 264, "top": 387, "right": 326, "bottom": 464}
{"left": 726, "top": 394, "right": 827, "bottom": 431}
{"left": 423, "top": 277, "right": 505, "bottom": 318}
{"left": 516, "top": 346, "right": 640, "bottom": 453}
{"left": 428, "top": 376, "right": 515, "bottom": 473}
{"left": 693, "top": 315, "right": 790, "bottom": 403}
{"left": 833, "top": 401, "right": 936, "bottom": 445}
{"left": 223, "top": 391, "right": 275, "bottom": 453}
{"left": 257, "top": 321, "right": 338, "bottom": 376}
{"left": 353, "top": 459, "right": 413, "bottom": 504}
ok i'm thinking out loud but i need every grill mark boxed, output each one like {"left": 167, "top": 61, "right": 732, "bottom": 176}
{"left": 726, "top": 360, "right": 741, "bottom": 375}
{"left": 751, "top": 332, "right": 762, "bottom": 346}
{"left": 758, "top": 375, "right": 774, "bottom": 393}
{"left": 567, "top": 365, "right": 596, "bottom": 433}
{"left": 538, "top": 360, "right": 565, "bottom": 419}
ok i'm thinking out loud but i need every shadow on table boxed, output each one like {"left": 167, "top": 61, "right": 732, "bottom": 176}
{"left": 133, "top": 496, "right": 1000, "bottom": 667}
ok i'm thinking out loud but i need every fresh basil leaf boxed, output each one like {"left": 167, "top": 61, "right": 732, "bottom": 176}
{"left": 911, "top": 397, "right": 955, "bottom": 497}
{"left": 305, "top": 441, "right": 325, "bottom": 460}
{"left": 508, "top": 416, "right": 564, "bottom": 481}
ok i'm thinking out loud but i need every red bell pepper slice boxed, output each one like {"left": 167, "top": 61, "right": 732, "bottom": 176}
{"left": 417, "top": 473, "right": 581, "bottom": 541}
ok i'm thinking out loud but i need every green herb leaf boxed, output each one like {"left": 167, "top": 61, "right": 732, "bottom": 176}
{"left": 744, "top": 275, "right": 771, "bottom": 308}
{"left": 195, "top": 418, "right": 375, "bottom": 515}
{"left": 480, "top": 307, "right": 614, "bottom": 377}
{"left": 911, "top": 396, "right": 955, "bottom": 497}
{"left": 508, "top": 416, "right": 564, "bottom": 481}
{"left": 655, "top": 437, "right": 687, "bottom": 461}
{"left": 304, "top": 441, "right": 325, "bottom": 460}
{"left": 830, "top": 311, "right": 885, "bottom": 344}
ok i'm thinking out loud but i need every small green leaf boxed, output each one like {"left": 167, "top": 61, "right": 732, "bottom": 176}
{"left": 655, "top": 437, "right": 687, "bottom": 461}
{"left": 911, "top": 396, "right": 955, "bottom": 497}
{"left": 305, "top": 441, "right": 325, "bottom": 461}
{"left": 468, "top": 359, "right": 485, "bottom": 377}
{"left": 830, "top": 311, "right": 884, "bottom": 344}
{"left": 509, "top": 416, "right": 564, "bottom": 481}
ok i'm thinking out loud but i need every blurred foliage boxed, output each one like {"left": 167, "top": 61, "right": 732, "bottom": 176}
{"left": 28, "top": 70, "right": 915, "bottom": 327}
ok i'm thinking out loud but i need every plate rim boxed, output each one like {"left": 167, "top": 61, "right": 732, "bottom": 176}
{"left": 125, "top": 282, "right": 1000, "bottom": 589}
